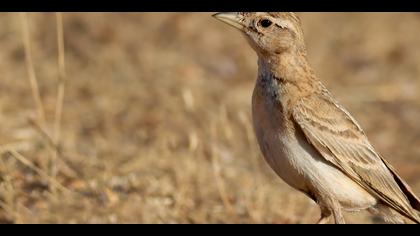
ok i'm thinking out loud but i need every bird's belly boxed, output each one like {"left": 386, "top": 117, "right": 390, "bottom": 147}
{"left": 255, "top": 124, "right": 377, "bottom": 210}
{"left": 252, "top": 91, "right": 377, "bottom": 210}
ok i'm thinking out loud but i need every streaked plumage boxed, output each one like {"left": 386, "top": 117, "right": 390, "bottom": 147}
{"left": 213, "top": 12, "right": 420, "bottom": 224}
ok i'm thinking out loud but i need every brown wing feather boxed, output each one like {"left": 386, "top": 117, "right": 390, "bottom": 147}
{"left": 292, "top": 92, "right": 420, "bottom": 223}
{"left": 380, "top": 157, "right": 420, "bottom": 210}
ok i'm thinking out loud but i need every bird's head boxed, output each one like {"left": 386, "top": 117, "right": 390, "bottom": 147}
{"left": 213, "top": 12, "right": 306, "bottom": 57}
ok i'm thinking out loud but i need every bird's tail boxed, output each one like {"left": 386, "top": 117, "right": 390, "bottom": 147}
{"left": 379, "top": 157, "right": 420, "bottom": 223}
{"left": 369, "top": 203, "right": 420, "bottom": 224}
{"left": 369, "top": 203, "right": 405, "bottom": 224}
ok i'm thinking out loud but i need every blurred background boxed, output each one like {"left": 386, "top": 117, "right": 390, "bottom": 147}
{"left": 0, "top": 12, "right": 420, "bottom": 224}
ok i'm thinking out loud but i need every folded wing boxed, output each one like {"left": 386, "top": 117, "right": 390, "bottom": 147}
{"left": 292, "top": 91, "right": 420, "bottom": 223}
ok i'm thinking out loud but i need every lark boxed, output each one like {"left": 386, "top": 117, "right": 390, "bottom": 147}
{"left": 213, "top": 12, "right": 420, "bottom": 224}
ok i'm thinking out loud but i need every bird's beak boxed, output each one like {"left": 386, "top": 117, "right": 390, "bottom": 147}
{"left": 212, "top": 12, "right": 245, "bottom": 31}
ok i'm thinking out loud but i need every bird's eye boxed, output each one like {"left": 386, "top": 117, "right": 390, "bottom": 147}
{"left": 259, "top": 19, "right": 273, "bottom": 28}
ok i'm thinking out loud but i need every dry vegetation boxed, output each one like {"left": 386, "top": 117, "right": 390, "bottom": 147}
{"left": 0, "top": 12, "right": 420, "bottom": 224}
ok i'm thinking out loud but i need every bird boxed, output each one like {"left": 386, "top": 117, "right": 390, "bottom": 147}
{"left": 212, "top": 12, "right": 420, "bottom": 224}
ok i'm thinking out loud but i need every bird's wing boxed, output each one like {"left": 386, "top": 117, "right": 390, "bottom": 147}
{"left": 291, "top": 92, "right": 420, "bottom": 223}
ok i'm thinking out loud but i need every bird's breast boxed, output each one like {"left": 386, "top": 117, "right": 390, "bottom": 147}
{"left": 252, "top": 75, "right": 307, "bottom": 190}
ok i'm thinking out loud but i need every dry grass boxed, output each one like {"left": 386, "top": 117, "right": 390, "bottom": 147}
{"left": 0, "top": 12, "right": 420, "bottom": 224}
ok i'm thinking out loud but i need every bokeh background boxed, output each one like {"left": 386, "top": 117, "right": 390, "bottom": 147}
{"left": 0, "top": 12, "right": 420, "bottom": 224}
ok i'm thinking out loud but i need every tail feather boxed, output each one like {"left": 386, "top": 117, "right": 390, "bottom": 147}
{"left": 379, "top": 157, "right": 420, "bottom": 223}
{"left": 369, "top": 203, "right": 414, "bottom": 224}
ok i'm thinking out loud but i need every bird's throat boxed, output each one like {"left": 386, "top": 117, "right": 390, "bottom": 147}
{"left": 258, "top": 53, "right": 313, "bottom": 84}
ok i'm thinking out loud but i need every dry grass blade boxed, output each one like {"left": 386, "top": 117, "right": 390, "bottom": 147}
{"left": 19, "top": 13, "right": 46, "bottom": 126}
{"left": 54, "top": 12, "right": 66, "bottom": 147}
{"left": 50, "top": 12, "right": 67, "bottom": 181}
{"left": 20, "top": 12, "right": 60, "bottom": 191}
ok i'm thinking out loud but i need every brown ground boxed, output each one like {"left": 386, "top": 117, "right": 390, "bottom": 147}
{"left": 0, "top": 12, "right": 420, "bottom": 224}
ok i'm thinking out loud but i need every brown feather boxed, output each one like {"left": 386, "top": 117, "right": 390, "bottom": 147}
{"left": 292, "top": 91, "right": 420, "bottom": 223}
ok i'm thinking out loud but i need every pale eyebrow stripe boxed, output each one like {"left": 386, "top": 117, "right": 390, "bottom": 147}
{"left": 267, "top": 12, "right": 301, "bottom": 24}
